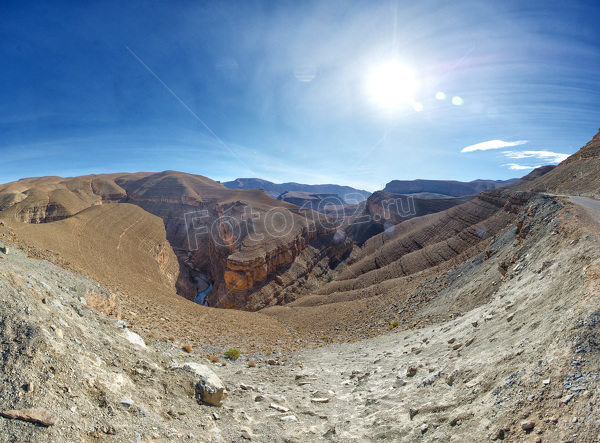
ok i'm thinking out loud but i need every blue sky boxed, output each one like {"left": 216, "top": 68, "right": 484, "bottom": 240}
{"left": 1, "top": 0, "right": 600, "bottom": 191}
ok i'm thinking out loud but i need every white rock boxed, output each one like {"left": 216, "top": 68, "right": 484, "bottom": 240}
{"left": 269, "top": 403, "right": 290, "bottom": 413}
{"left": 422, "top": 368, "right": 442, "bottom": 386}
{"left": 179, "top": 362, "right": 228, "bottom": 406}
{"left": 120, "top": 398, "right": 134, "bottom": 407}
{"left": 562, "top": 394, "right": 574, "bottom": 405}
{"left": 122, "top": 329, "right": 147, "bottom": 348}
{"left": 280, "top": 415, "right": 298, "bottom": 422}
{"left": 40, "top": 281, "right": 52, "bottom": 291}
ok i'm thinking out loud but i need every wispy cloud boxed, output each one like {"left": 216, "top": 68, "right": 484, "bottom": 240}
{"left": 502, "top": 150, "right": 569, "bottom": 163}
{"left": 461, "top": 140, "right": 528, "bottom": 153}
{"left": 502, "top": 163, "right": 541, "bottom": 170}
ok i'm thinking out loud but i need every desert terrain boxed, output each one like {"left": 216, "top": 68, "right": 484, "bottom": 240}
{"left": 1, "top": 130, "right": 600, "bottom": 441}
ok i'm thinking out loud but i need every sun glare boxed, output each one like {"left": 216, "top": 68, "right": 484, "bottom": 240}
{"left": 368, "top": 61, "right": 419, "bottom": 109}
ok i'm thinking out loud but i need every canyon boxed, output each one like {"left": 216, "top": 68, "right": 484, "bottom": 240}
{"left": 0, "top": 171, "right": 353, "bottom": 311}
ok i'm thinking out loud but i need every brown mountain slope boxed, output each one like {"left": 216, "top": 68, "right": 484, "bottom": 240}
{"left": 0, "top": 216, "right": 295, "bottom": 354}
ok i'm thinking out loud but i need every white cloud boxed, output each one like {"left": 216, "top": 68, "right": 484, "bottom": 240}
{"left": 501, "top": 163, "right": 542, "bottom": 170}
{"left": 461, "top": 139, "right": 528, "bottom": 153}
{"left": 502, "top": 150, "right": 569, "bottom": 163}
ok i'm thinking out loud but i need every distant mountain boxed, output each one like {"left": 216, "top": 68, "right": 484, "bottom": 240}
{"left": 277, "top": 191, "right": 347, "bottom": 211}
{"left": 223, "top": 178, "right": 371, "bottom": 202}
{"left": 383, "top": 178, "right": 518, "bottom": 198}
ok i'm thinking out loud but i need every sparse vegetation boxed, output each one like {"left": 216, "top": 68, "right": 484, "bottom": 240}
{"left": 387, "top": 320, "right": 399, "bottom": 330}
{"left": 224, "top": 348, "right": 240, "bottom": 360}
{"left": 182, "top": 344, "right": 192, "bottom": 353}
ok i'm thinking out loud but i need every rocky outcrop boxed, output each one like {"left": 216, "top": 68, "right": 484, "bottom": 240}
{"left": 562, "top": 128, "right": 600, "bottom": 164}
{"left": 178, "top": 363, "right": 228, "bottom": 406}
{"left": 321, "top": 189, "right": 533, "bottom": 295}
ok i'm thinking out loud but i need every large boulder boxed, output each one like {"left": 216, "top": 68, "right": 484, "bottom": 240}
{"left": 179, "top": 362, "right": 228, "bottom": 406}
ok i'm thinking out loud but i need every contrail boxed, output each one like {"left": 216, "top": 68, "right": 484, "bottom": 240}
{"left": 125, "top": 46, "right": 254, "bottom": 173}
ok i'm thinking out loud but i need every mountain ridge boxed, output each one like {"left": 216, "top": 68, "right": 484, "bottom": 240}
{"left": 223, "top": 178, "right": 371, "bottom": 201}
{"left": 384, "top": 177, "right": 518, "bottom": 198}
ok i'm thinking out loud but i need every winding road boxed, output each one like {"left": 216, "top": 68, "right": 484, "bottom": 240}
{"left": 567, "top": 195, "right": 600, "bottom": 214}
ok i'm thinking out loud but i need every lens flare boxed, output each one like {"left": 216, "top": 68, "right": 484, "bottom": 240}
{"left": 435, "top": 92, "right": 446, "bottom": 100}
{"left": 452, "top": 96, "right": 464, "bottom": 106}
{"left": 293, "top": 62, "right": 317, "bottom": 82}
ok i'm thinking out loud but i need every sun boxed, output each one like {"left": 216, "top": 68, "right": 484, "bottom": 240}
{"left": 368, "top": 61, "right": 419, "bottom": 109}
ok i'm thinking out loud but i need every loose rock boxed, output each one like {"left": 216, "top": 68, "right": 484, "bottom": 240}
{"left": 269, "top": 403, "right": 290, "bottom": 413}
{"left": 0, "top": 408, "right": 58, "bottom": 427}
{"left": 521, "top": 421, "right": 535, "bottom": 431}
{"left": 280, "top": 415, "right": 298, "bottom": 422}
{"left": 178, "top": 362, "right": 228, "bottom": 406}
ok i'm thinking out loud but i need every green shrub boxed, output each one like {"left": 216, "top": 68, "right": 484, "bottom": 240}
{"left": 387, "top": 320, "right": 399, "bottom": 330}
{"left": 224, "top": 348, "right": 240, "bottom": 360}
